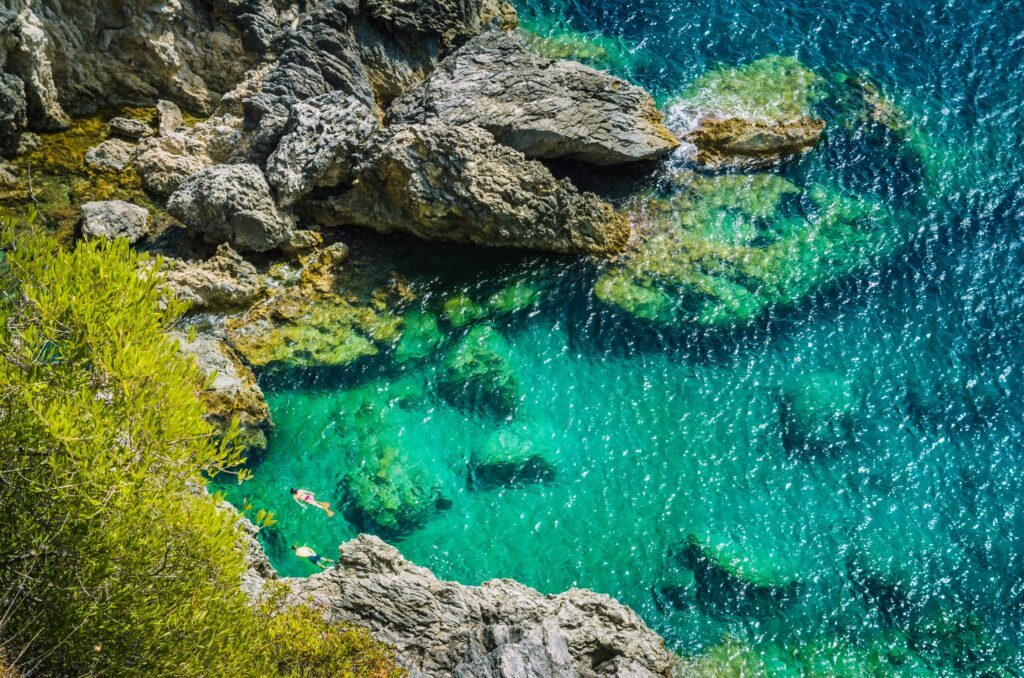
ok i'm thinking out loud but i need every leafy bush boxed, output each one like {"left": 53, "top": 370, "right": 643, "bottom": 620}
{"left": 0, "top": 222, "right": 402, "bottom": 677}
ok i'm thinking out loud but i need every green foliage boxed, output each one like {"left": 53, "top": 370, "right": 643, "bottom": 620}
{"left": 0, "top": 222, "right": 401, "bottom": 676}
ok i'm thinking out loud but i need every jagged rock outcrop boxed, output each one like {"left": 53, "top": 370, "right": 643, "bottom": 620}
{"left": 164, "top": 243, "right": 267, "bottom": 312}
{"left": 269, "top": 535, "right": 675, "bottom": 677}
{"left": 307, "top": 122, "right": 630, "bottom": 255}
{"left": 107, "top": 116, "right": 152, "bottom": 140}
{"left": 685, "top": 116, "right": 825, "bottom": 169}
{"left": 388, "top": 30, "right": 679, "bottom": 165}
{"left": 171, "top": 331, "right": 271, "bottom": 450}
{"left": 0, "top": 7, "right": 68, "bottom": 130}
{"left": 265, "top": 91, "right": 378, "bottom": 206}
{"left": 0, "top": 71, "right": 26, "bottom": 155}
{"left": 168, "top": 163, "right": 294, "bottom": 252}
{"left": 80, "top": 200, "right": 149, "bottom": 243}
{"left": 133, "top": 113, "right": 249, "bottom": 196}
{"left": 2, "top": 0, "right": 255, "bottom": 116}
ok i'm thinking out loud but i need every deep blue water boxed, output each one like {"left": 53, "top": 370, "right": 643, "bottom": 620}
{"left": 218, "top": 0, "right": 1024, "bottom": 671}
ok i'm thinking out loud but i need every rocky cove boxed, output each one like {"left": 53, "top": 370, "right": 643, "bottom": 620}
{"left": 2, "top": 0, "right": 1021, "bottom": 674}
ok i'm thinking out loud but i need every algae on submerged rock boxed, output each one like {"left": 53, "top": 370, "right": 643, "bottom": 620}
{"left": 437, "top": 323, "right": 520, "bottom": 418}
{"left": 471, "top": 423, "right": 557, "bottom": 488}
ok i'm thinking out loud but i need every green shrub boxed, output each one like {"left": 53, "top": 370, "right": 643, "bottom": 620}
{"left": 0, "top": 222, "right": 402, "bottom": 677}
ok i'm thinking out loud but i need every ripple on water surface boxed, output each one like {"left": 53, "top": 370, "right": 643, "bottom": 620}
{"left": 216, "top": 0, "right": 1024, "bottom": 671}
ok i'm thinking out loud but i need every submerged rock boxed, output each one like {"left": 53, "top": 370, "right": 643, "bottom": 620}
{"left": 594, "top": 174, "right": 897, "bottom": 326}
{"left": 671, "top": 531, "right": 801, "bottom": 617}
{"left": 471, "top": 424, "right": 557, "bottom": 488}
{"left": 388, "top": 30, "right": 678, "bottom": 165}
{"left": 341, "top": 451, "right": 446, "bottom": 537}
{"left": 307, "top": 122, "right": 629, "bottom": 256}
{"left": 167, "top": 163, "right": 295, "bottom": 253}
{"left": 163, "top": 243, "right": 267, "bottom": 312}
{"left": 667, "top": 55, "right": 826, "bottom": 169}
{"left": 265, "top": 91, "right": 378, "bottom": 206}
{"left": 393, "top": 310, "right": 444, "bottom": 364}
{"left": 438, "top": 323, "right": 520, "bottom": 418}
{"left": 171, "top": 331, "right": 271, "bottom": 450}
{"left": 79, "top": 200, "right": 149, "bottom": 243}
{"left": 273, "top": 534, "right": 675, "bottom": 676}
{"left": 780, "top": 371, "right": 859, "bottom": 455}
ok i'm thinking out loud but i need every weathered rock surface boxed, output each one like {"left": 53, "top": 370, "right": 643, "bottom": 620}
{"left": 80, "top": 200, "right": 149, "bottom": 243}
{"left": 156, "top": 99, "right": 184, "bottom": 137}
{"left": 171, "top": 331, "right": 271, "bottom": 450}
{"left": 685, "top": 116, "right": 825, "bottom": 169}
{"left": 388, "top": 31, "right": 678, "bottom": 165}
{"left": 107, "top": 116, "right": 152, "bottom": 139}
{"left": 0, "top": 71, "right": 27, "bottom": 155}
{"left": 133, "top": 113, "right": 248, "bottom": 196}
{"left": 0, "top": 7, "right": 69, "bottom": 129}
{"left": 84, "top": 138, "right": 135, "bottom": 172}
{"left": 167, "top": 163, "right": 294, "bottom": 252}
{"left": 164, "top": 243, "right": 267, "bottom": 312}
{"left": 272, "top": 535, "right": 674, "bottom": 677}
{"left": 308, "top": 122, "right": 629, "bottom": 255}
{"left": 265, "top": 91, "right": 377, "bottom": 206}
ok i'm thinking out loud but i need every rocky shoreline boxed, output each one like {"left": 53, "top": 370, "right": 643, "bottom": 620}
{"left": 0, "top": 0, "right": 933, "bottom": 674}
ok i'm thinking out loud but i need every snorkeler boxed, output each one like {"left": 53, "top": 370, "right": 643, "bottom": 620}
{"left": 290, "top": 488, "right": 334, "bottom": 517}
{"left": 292, "top": 544, "right": 333, "bottom": 570}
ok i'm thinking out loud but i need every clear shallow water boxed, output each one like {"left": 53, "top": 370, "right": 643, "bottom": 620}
{"left": 217, "top": 0, "right": 1024, "bottom": 671}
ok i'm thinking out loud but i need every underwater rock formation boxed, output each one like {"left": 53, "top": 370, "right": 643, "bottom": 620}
{"left": 167, "top": 163, "right": 295, "bottom": 253}
{"left": 79, "top": 199, "right": 149, "bottom": 243}
{"left": 388, "top": 30, "right": 679, "bottom": 165}
{"left": 779, "top": 371, "right": 859, "bottom": 455}
{"left": 666, "top": 55, "right": 826, "bottom": 169}
{"left": 171, "top": 331, "right": 271, "bottom": 450}
{"left": 308, "top": 122, "right": 630, "bottom": 255}
{"left": 471, "top": 424, "right": 557, "bottom": 488}
{"left": 163, "top": 244, "right": 267, "bottom": 312}
{"left": 594, "top": 174, "right": 898, "bottom": 326}
{"left": 393, "top": 310, "right": 444, "bottom": 364}
{"left": 271, "top": 535, "right": 676, "bottom": 677}
{"left": 340, "top": 456, "right": 447, "bottom": 537}
{"left": 265, "top": 91, "right": 378, "bottom": 207}
{"left": 438, "top": 323, "right": 520, "bottom": 418}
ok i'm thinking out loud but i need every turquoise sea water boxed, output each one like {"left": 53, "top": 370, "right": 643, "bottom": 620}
{"left": 217, "top": 0, "right": 1024, "bottom": 671}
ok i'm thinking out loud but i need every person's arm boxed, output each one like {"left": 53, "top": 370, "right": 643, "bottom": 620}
{"left": 292, "top": 495, "right": 307, "bottom": 509}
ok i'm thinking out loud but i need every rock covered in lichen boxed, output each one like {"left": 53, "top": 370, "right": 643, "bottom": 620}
{"left": 388, "top": 30, "right": 678, "bottom": 165}
{"left": 79, "top": 200, "right": 149, "bottom": 243}
{"left": 307, "top": 122, "right": 630, "bottom": 256}
{"left": 84, "top": 138, "right": 135, "bottom": 172}
{"left": 167, "top": 163, "right": 295, "bottom": 253}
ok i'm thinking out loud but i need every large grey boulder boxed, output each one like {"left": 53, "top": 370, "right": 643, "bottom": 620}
{"left": 163, "top": 243, "right": 267, "bottom": 312}
{"left": 84, "top": 138, "right": 135, "bottom": 172}
{"left": 307, "top": 122, "right": 629, "bottom": 256}
{"left": 133, "top": 114, "right": 246, "bottom": 196}
{"left": 275, "top": 535, "right": 675, "bottom": 677}
{"left": 388, "top": 31, "right": 678, "bottom": 166}
{"left": 167, "top": 163, "right": 295, "bottom": 253}
{"left": 156, "top": 99, "right": 184, "bottom": 137}
{"left": 265, "top": 91, "right": 378, "bottom": 206}
{"left": 0, "top": 72, "right": 26, "bottom": 156}
{"left": 80, "top": 200, "right": 149, "bottom": 243}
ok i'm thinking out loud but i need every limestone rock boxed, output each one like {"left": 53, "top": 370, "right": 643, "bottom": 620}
{"left": 132, "top": 114, "right": 247, "bottom": 196}
{"left": 278, "top": 535, "right": 675, "bottom": 677}
{"left": 164, "top": 243, "right": 267, "bottom": 312}
{"left": 167, "top": 163, "right": 294, "bottom": 253}
{"left": 1, "top": 8, "right": 69, "bottom": 129}
{"left": 388, "top": 31, "right": 678, "bottom": 165}
{"left": 685, "top": 116, "right": 825, "bottom": 169}
{"left": 0, "top": 72, "right": 26, "bottom": 156}
{"left": 171, "top": 331, "right": 271, "bottom": 450}
{"left": 108, "top": 116, "right": 153, "bottom": 139}
{"left": 80, "top": 200, "right": 149, "bottom": 243}
{"left": 156, "top": 100, "right": 184, "bottom": 137}
{"left": 308, "top": 122, "right": 629, "bottom": 256}
{"left": 265, "top": 91, "right": 377, "bottom": 206}
{"left": 84, "top": 138, "right": 135, "bottom": 172}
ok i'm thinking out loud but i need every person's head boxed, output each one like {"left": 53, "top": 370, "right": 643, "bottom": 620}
{"left": 290, "top": 488, "right": 298, "bottom": 495}
{"left": 291, "top": 544, "right": 298, "bottom": 551}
